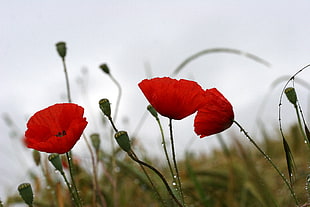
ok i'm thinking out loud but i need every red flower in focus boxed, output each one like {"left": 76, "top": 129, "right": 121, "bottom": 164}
{"left": 194, "top": 88, "right": 234, "bottom": 138}
{"left": 138, "top": 77, "right": 205, "bottom": 120}
{"left": 24, "top": 103, "right": 88, "bottom": 154}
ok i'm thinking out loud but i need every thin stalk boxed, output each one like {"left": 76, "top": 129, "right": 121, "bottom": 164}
{"left": 108, "top": 73, "right": 122, "bottom": 122}
{"left": 83, "top": 134, "right": 106, "bottom": 207}
{"left": 155, "top": 117, "right": 175, "bottom": 182}
{"left": 66, "top": 152, "right": 83, "bottom": 207}
{"left": 61, "top": 57, "right": 72, "bottom": 103}
{"left": 108, "top": 116, "right": 166, "bottom": 206}
{"left": 233, "top": 120, "right": 299, "bottom": 205}
{"left": 60, "top": 55, "right": 82, "bottom": 206}
{"left": 59, "top": 168, "right": 80, "bottom": 207}
{"left": 131, "top": 151, "right": 167, "bottom": 206}
{"left": 169, "top": 119, "right": 185, "bottom": 205}
{"left": 128, "top": 150, "right": 184, "bottom": 207}
{"left": 294, "top": 104, "right": 310, "bottom": 149}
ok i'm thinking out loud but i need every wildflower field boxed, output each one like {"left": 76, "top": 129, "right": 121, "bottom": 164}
{"left": 1, "top": 42, "right": 310, "bottom": 207}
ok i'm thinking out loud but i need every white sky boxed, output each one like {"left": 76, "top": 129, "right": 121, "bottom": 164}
{"left": 1, "top": 0, "right": 310, "bottom": 199}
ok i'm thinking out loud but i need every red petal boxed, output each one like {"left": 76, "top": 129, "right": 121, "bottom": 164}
{"left": 138, "top": 77, "right": 205, "bottom": 120}
{"left": 194, "top": 88, "right": 234, "bottom": 138}
{"left": 24, "top": 103, "right": 88, "bottom": 153}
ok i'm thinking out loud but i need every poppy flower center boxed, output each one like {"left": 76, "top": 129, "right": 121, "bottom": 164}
{"left": 55, "top": 130, "right": 67, "bottom": 137}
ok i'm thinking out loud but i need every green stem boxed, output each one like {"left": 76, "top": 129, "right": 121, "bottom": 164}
{"left": 61, "top": 57, "right": 72, "bottom": 103}
{"left": 294, "top": 104, "right": 310, "bottom": 149}
{"left": 66, "top": 152, "right": 83, "bottom": 207}
{"left": 83, "top": 134, "right": 106, "bottom": 207}
{"left": 169, "top": 119, "right": 185, "bottom": 205}
{"left": 131, "top": 151, "right": 167, "bottom": 206}
{"left": 60, "top": 169, "right": 79, "bottom": 206}
{"left": 233, "top": 120, "right": 299, "bottom": 205}
{"left": 108, "top": 73, "right": 122, "bottom": 122}
{"left": 156, "top": 117, "right": 175, "bottom": 183}
{"left": 128, "top": 150, "right": 184, "bottom": 207}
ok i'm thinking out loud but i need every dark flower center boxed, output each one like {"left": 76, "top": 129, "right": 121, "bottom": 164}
{"left": 55, "top": 130, "right": 67, "bottom": 137}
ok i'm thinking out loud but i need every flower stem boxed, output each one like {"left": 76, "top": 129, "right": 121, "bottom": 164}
{"left": 169, "top": 119, "right": 185, "bottom": 205}
{"left": 156, "top": 117, "right": 175, "bottom": 184}
{"left": 128, "top": 150, "right": 184, "bottom": 207}
{"left": 66, "top": 152, "right": 83, "bottom": 207}
{"left": 131, "top": 151, "right": 167, "bottom": 206}
{"left": 61, "top": 57, "right": 72, "bottom": 103}
{"left": 59, "top": 168, "right": 79, "bottom": 206}
{"left": 83, "top": 133, "right": 106, "bottom": 207}
{"left": 233, "top": 120, "right": 299, "bottom": 205}
{"left": 294, "top": 104, "right": 310, "bottom": 149}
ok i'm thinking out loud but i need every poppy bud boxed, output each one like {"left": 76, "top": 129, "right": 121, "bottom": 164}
{"left": 114, "top": 131, "right": 131, "bottom": 152}
{"left": 18, "top": 183, "right": 34, "bottom": 206}
{"left": 99, "top": 63, "right": 110, "bottom": 74}
{"left": 99, "top": 98, "right": 111, "bottom": 118}
{"left": 55, "top": 41, "right": 67, "bottom": 59}
{"left": 90, "top": 133, "right": 101, "bottom": 152}
{"left": 32, "top": 150, "right": 41, "bottom": 166}
{"left": 285, "top": 87, "right": 297, "bottom": 105}
{"left": 147, "top": 105, "right": 158, "bottom": 119}
{"left": 48, "top": 153, "right": 64, "bottom": 173}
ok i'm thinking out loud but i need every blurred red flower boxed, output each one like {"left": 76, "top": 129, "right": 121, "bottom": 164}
{"left": 138, "top": 77, "right": 205, "bottom": 120}
{"left": 194, "top": 88, "right": 234, "bottom": 138}
{"left": 24, "top": 103, "right": 88, "bottom": 154}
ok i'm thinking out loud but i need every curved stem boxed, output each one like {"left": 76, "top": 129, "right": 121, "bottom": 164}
{"left": 171, "top": 47, "right": 271, "bottom": 76}
{"left": 131, "top": 151, "right": 167, "bottom": 206}
{"left": 128, "top": 151, "right": 184, "bottom": 207}
{"left": 233, "top": 120, "right": 299, "bottom": 205}
{"left": 169, "top": 119, "right": 185, "bottom": 204}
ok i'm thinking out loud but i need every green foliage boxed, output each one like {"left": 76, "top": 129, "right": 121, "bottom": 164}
{"left": 3, "top": 124, "right": 309, "bottom": 206}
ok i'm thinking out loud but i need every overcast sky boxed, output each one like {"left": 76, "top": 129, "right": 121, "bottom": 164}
{"left": 1, "top": 0, "right": 310, "bottom": 198}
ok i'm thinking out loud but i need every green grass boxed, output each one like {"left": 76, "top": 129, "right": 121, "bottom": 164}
{"left": 4, "top": 124, "right": 309, "bottom": 207}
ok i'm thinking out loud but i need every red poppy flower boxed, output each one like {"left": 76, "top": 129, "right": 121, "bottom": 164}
{"left": 24, "top": 103, "right": 88, "bottom": 154}
{"left": 194, "top": 88, "right": 234, "bottom": 138}
{"left": 138, "top": 77, "right": 205, "bottom": 120}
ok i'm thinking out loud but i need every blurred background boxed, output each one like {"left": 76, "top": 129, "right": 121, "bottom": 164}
{"left": 1, "top": 0, "right": 310, "bottom": 201}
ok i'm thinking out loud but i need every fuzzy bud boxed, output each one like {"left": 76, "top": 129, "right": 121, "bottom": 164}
{"left": 147, "top": 105, "right": 158, "bottom": 119}
{"left": 48, "top": 153, "right": 63, "bottom": 173}
{"left": 32, "top": 150, "right": 41, "bottom": 166}
{"left": 99, "top": 98, "right": 111, "bottom": 118}
{"left": 285, "top": 87, "right": 297, "bottom": 105}
{"left": 114, "top": 131, "right": 131, "bottom": 152}
{"left": 55, "top": 42, "right": 67, "bottom": 59}
{"left": 18, "top": 183, "right": 34, "bottom": 206}
{"left": 99, "top": 63, "right": 110, "bottom": 74}
{"left": 90, "top": 133, "right": 101, "bottom": 152}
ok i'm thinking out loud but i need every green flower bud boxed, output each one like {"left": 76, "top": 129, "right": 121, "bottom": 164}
{"left": 285, "top": 87, "right": 297, "bottom": 105}
{"left": 90, "top": 133, "right": 101, "bottom": 152}
{"left": 114, "top": 131, "right": 131, "bottom": 152}
{"left": 55, "top": 41, "right": 67, "bottom": 59}
{"left": 147, "top": 105, "right": 158, "bottom": 119}
{"left": 48, "top": 153, "right": 63, "bottom": 173}
{"left": 99, "top": 98, "right": 111, "bottom": 118}
{"left": 32, "top": 150, "right": 41, "bottom": 166}
{"left": 18, "top": 183, "right": 33, "bottom": 206}
{"left": 99, "top": 63, "right": 110, "bottom": 74}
